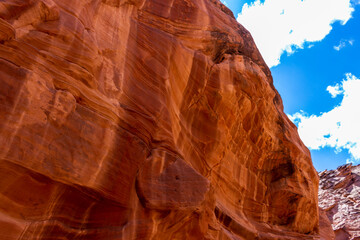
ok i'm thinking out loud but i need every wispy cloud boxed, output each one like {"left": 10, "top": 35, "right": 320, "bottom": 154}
{"left": 333, "top": 39, "right": 354, "bottom": 51}
{"left": 327, "top": 83, "right": 343, "bottom": 98}
{"left": 289, "top": 73, "right": 360, "bottom": 163}
{"left": 237, "top": 0, "right": 354, "bottom": 67}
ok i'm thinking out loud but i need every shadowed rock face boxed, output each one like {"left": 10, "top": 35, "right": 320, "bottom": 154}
{"left": 319, "top": 164, "right": 360, "bottom": 240}
{"left": 0, "top": 0, "right": 321, "bottom": 239}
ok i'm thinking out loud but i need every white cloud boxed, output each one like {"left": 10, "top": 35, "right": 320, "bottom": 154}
{"left": 237, "top": 0, "right": 354, "bottom": 67}
{"left": 289, "top": 73, "right": 360, "bottom": 162}
{"left": 334, "top": 41, "right": 347, "bottom": 51}
{"left": 333, "top": 39, "right": 354, "bottom": 51}
{"left": 327, "top": 83, "right": 343, "bottom": 98}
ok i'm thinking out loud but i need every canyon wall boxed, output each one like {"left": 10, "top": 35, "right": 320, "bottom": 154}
{"left": 319, "top": 164, "right": 360, "bottom": 240}
{"left": 0, "top": 0, "right": 322, "bottom": 239}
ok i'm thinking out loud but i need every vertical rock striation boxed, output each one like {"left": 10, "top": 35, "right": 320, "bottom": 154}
{"left": 0, "top": 0, "right": 321, "bottom": 239}
{"left": 319, "top": 164, "right": 360, "bottom": 240}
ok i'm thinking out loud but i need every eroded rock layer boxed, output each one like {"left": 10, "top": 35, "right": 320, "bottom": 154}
{"left": 0, "top": 0, "right": 320, "bottom": 239}
{"left": 319, "top": 164, "right": 360, "bottom": 240}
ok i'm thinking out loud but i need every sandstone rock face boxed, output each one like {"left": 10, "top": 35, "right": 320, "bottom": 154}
{"left": 319, "top": 164, "right": 360, "bottom": 240}
{"left": 0, "top": 0, "right": 321, "bottom": 239}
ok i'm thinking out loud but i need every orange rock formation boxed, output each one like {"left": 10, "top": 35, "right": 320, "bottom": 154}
{"left": 0, "top": 0, "right": 323, "bottom": 239}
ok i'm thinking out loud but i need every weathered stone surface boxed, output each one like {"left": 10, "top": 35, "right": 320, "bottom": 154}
{"left": 0, "top": 0, "right": 322, "bottom": 239}
{"left": 319, "top": 208, "right": 336, "bottom": 240}
{"left": 319, "top": 164, "right": 360, "bottom": 240}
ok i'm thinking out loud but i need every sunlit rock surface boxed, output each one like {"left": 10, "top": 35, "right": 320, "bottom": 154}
{"left": 0, "top": 0, "right": 322, "bottom": 239}
{"left": 319, "top": 164, "right": 360, "bottom": 240}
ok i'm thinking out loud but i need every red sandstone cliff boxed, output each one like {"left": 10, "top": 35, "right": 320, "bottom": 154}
{"left": 0, "top": 0, "right": 323, "bottom": 239}
{"left": 319, "top": 164, "right": 360, "bottom": 240}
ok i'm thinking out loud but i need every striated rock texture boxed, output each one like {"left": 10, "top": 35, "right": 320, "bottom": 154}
{"left": 319, "top": 164, "right": 360, "bottom": 240}
{"left": 0, "top": 0, "right": 321, "bottom": 239}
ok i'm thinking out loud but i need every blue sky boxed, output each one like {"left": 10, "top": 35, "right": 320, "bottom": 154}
{"left": 221, "top": 0, "right": 360, "bottom": 171}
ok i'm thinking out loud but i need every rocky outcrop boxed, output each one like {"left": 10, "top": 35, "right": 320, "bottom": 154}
{"left": 319, "top": 164, "right": 360, "bottom": 240}
{"left": 0, "top": 0, "right": 321, "bottom": 239}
